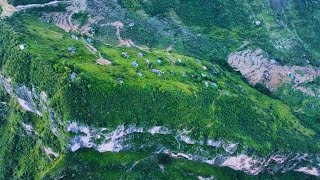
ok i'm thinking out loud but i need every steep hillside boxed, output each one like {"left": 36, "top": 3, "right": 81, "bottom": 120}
{"left": 95, "top": 0, "right": 320, "bottom": 66}
{"left": 0, "top": 0, "right": 319, "bottom": 179}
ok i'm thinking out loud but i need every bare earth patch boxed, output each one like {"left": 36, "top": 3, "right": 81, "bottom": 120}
{"left": 101, "top": 21, "right": 149, "bottom": 50}
{"left": 0, "top": 0, "right": 15, "bottom": 17}
{"left": 96, "top": 58, "right": 112, "bottom": 66}
{"left": 228, "top": 49, "right": 320, "bottom": 96}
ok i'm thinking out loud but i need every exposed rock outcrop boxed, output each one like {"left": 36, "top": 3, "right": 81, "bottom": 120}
{"left": 0, "top": 76, "right": 43, "bottom": 115}
{"left": 1, "top": 75, "right": 319, "bottom": 177}
{"left": 66, "top": 121, "right": 320, "bottom": 177}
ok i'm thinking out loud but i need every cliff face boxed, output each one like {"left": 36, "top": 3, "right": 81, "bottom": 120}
{"left": 1, "top": 76, "right": 319, "bottom": 178}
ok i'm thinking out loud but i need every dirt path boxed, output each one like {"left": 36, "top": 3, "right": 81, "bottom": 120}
{"left": 1, "top": 0, "right": 71, "bottom": 17}
{"left": 81, "top": 37, "right": 97, "bottom": 54}
{"left": 101, "top": 21, "right": 149, "bottom": 50}
{"left": 44, "top": 0, "right": 93, "bottom": 33}
{"left": 0, "top": 0, "right": 15, "bottom": 17}
{"left": 15, "top": 0, "right": 72, "bottom": 11}
{"left": 1, "top": 0, "right": 89, "bottom": 33}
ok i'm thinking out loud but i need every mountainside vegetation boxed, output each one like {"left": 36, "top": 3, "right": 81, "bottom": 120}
{"left": 116, "top": 0, "right": 320, "bottom": 66}
{"left": 0, "top": 0, "right": 319, "bottom": 179}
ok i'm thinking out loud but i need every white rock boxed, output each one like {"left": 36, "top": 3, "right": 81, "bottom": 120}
{"left": 222, "top": 142, "right": 238, "bottom": 154}
{"left": 70, "top": 143, "right": 81, "bottom": 152}
{"left": 111, "top": 125, "right": 126, "bottom": 140}
{"left": 22, "top": 123, "right": 33, "bottom": 135}
{"left": 221, "top": 155, "right": 262, "bottom": 175}
{"left": 43, "top": 147, "right": 59, "bottom": 158}
{"left": 207, "top": 139, "right": 222, "bottom": 148}
{"left": 180, "top": 135, "right": 196, "bottom": 145}
{"left": 79, "top": 126, "right": 91, "bottom": 135}
{"left": 40, "top": 91, "right": 48, "bottom": 108}
{"left": 126, "top": 125, "right": 144, "bottom": 134}
{"left": 96, "top": 141, "right": 122, "bottom": 153}
{"left": 255, "top": 21, "right": 261, "bottom": 26}
{"left": 19, "top": 44, "right": 25, "bottom": 50}
{"left": 159, "top": 164, "right": 165, "bottom": 172}
{"left": 96, "top": 141, "right": 115, "bottom": 152}
{"left": 295, "top": 167, "right": 320, "bottom": 176}
{"left": 67, "top": 122, "right": 79, "bottom": 132}
{"left": 70, "top": 72, "right": 77, "bottom": 80}
{"left": 80, "top": 136, "right": 92, "bottom": 148}
{"left": 148, "top": 126, "right": 171, "bottom": 135}
{"left": 197, "top": 176, "right": 213, "bottom": 180}
{"left": 18, "top": 98, "right": 34, "bottom": 112}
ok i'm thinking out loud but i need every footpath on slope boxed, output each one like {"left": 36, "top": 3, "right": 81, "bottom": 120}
{"left": 0, "top": 0, "right": 70, "bottom": 17}
{"left": 0, "top": 0, "right": 15, "bottom": 17}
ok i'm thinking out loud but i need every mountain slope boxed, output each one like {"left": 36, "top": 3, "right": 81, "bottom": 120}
{"left": 0, "top": 0, "right": 319, "bottom": 179}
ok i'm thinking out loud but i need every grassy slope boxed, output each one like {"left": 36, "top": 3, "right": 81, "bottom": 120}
{"left": 0, "top": 15, "right": 319, "bottom": 178}
{"left": 19, "top": 17, "right": 317, "bottom": 151}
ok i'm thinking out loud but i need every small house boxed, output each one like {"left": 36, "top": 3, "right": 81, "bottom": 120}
{"left": 121, "top": 52, "right": 130, "bottom": 58}
{"left": 255, "top": 21, "right": 261, "bottom": 26}
{"left": 212, "top": 82, "right": 218, "bottom": 88}
{"left": 19, "top": 44, "right": 25, "bottom": 51}
{"left": 117, "top": 78, "right": 124, "bottom": 85}
{"left": 202, "top": 66, "right": 208, "bottom": 70}
{"left": 68, "top": 47, "right": 76, "bottom": 54}
{"left": 132, "top": 61, "right": 139, "bottom": 67}
{"left": 137, "top": 52, "right": 144, "bottom": 58}
{"left": 71, "top": 35, "right": 79, "bottom": 40}
{"left": 151, "top": 69, "right": 163, "bottom": 76}
{"left": 86, "top": 38, "right": 93, "bottom": 43}
{"left": 70, "top": 72, "right": 77, "bottom": 81}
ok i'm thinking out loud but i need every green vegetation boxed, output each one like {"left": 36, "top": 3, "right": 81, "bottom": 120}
{"left": 118, "top": 0, "right": 320, "bottom": 66}
{"left": 11, "top": 0, "right": 52, "bottom": 6}
{"left": 12, "top": 16, "right": 318, "bottom": 153}
{"left": 0, "top": 7, "right": 319, "bottom": 179}
{"left": 283, "top": 0, "right": 320, "bottom": 66}
{"left": 275, "top": 84, "right": 320, "bottom": 136}
{"left": 72, "top": 12, "right": 89, "bottom": 26}
{"left": 44, "top": 149, "right": 314, "bottom": 180}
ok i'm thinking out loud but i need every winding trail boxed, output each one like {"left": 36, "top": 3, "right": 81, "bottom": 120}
{"left": 15, "top": 0, "right": 72, "bottom": 11}
{"left": 0, "top": 0, "right": 15, "bottom": 17}
{"left": 0, "top": 0, "right": 70, "bottom": 17}
{"left": 101, "top": 21, "right": 149, "bottom": 50}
